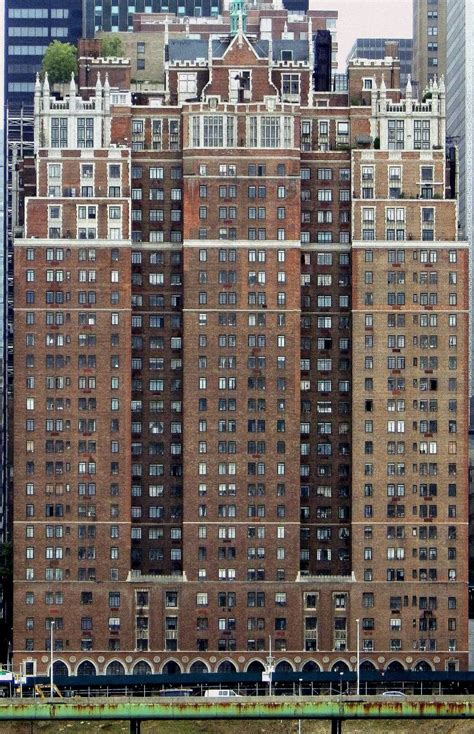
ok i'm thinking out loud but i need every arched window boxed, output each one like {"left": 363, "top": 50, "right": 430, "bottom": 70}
{"left": 247, "top": 660, "right": 265, "bottom": 673}
{"left": 217, "top": 660, "right": 237, "bottom": 674}
{"left": 52, "top": 660, "right": 68, "bottom": 677}
{"left": 386, "top": 660, "right": 405, "bottom": 672}
{"left": 331, "top": 660, "right": 349, "bottom": 673}
{"left": 106, "top": 660, "right": 125, "bottom": 676}
{"left": 133, "top": 660, "right": 152, "bottom": 675}
{"left": 77, "top": 660, "right": 97, "bottom": 676}
{"left": 161, "top": 660, "right": 181, "bottom": 675}
{"left": 189, "top": 660, "right": 209, "bottom": 674}
{"left": 302, "top": 660, "right": 320, "bottom": 673}
{"left": 275, "top": 660, "right": 293, "bottom": 673}
{"left": 414, "top": 660, "right": 432, "bottom": 672}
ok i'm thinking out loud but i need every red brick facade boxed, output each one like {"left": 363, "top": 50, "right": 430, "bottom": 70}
{"left": 11, "top": 33, "right": 468, "bottom": 678}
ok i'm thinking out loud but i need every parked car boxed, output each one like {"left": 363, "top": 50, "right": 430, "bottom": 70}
{"left": 382, "top": 690, "right": 406, "bottom": 698}
{"left": 204, "top": 689, "right": 242, "bottom": 698}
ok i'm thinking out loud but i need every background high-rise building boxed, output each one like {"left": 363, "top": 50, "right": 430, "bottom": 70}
{"left": 347, "top": 38, "right": 413, "bottom": 88}
{"left": 281, "top": 0, "right": 308, "bottom": 14}
{"left": 446, "top": 0, "right": 473, "bottom": 245}
{"left": 82, "top": 0, "right": 222, "bottom": 37}
{"left": 446, "top": 3, "right": 474, "bottom": 651}
{"left": 412, "top": 0, "right": 446, "bottom": 93}
{"left": 6, "top": 0, "right": 82, "bottom": 109}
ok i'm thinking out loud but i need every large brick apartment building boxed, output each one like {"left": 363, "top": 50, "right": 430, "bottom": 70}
{"left": 11, "top": 21, "right": 468, "bottom": 677}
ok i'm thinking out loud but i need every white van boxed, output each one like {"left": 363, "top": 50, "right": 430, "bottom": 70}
{"left": 204, "top": 689, "right": 241, "bottom": 698}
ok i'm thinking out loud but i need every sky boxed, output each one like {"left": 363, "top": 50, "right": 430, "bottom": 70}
{"left": 311, "top": 0, "right": 413, "bottom": 69}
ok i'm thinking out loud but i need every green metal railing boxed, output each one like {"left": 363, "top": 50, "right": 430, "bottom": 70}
{"left": 0, "top": 696, "right": 473, "bottom": 721}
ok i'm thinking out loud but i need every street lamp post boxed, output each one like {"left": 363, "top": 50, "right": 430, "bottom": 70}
{"left": 265, "top": 635, "right": 275, "bottom": 696}
{"left": 50, "top": 620, "right": 55, "bottom": 698}
{"left": 356, "top": 618, "right": 360, "bottom": 697}
{"left": 298, "top": 677, "right": 303, "bottom": 734}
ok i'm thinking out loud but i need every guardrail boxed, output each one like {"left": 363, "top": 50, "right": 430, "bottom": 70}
{"left": 1, "top": 696, "right": 474, "bottom": 720}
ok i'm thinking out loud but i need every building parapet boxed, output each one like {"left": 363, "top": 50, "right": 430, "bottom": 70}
{"left": 351, "top": 57, "right": 397, "bottom": 68}
{"left": 296, "top": 573, "right": 355, "bottom": 583}
{"left": 127, "top": 571, "right": 188, "bottom": 582}
{"left": 89, "top": 56, "right": 131, "bottom": 65}
{"left": 351, "top": 239, "right": 468, "bottom": 248}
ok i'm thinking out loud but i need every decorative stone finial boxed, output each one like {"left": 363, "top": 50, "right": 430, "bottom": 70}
{"left": 237, "top": 9, "right": 244, "bottom": 47}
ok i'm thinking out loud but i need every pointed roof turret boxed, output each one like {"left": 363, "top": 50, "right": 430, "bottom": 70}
{"left": 208, "top": 34, "right": 213, "bottom": 64}
{"left": 69, "top": 71, "right": 76, "bottom": 95}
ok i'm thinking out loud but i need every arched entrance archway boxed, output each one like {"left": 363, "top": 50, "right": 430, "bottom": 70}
{"left": 360, "top": 660, "right": 377, "bottom": 695}
{"left": 331, "top": 660, "right": 349, "bottom": 694}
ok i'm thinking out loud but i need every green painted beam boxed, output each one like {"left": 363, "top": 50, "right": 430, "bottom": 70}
{"left": 0, "top": 697, "right": 474, "bottom": 721}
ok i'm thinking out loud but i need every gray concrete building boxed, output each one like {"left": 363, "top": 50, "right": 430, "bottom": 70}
{"left": 413, "top": 0, "right": 446, "bottom": 92}
{"left": 446, "top": 0, "right": 473, "bottom": 244}
{"left": 346, "top": 38, "right": 412, "bottom": 87}
{"left": 83, "top": 0, "right": 222, "bottom": 37}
